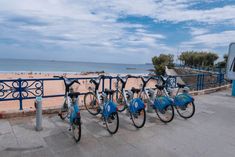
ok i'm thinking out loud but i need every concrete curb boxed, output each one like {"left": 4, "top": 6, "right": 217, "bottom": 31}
{"left": 0, "top": 84, "right": 232, "bottom": 119}
{"left": 0, "top": 107, "right": 60, "bottom": 119}
{"left": 0, "top": 105, "right": 87, "bottom": 119}
{"left": 189, "top": 84, "right": 231, "bottom": 96}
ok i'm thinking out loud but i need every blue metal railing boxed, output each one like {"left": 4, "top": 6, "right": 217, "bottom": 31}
{"left": 0, "top": 73, "right": 228, "bottom": 110}
{"left": 175, "top": 64, "right": 226, "bottom": 73}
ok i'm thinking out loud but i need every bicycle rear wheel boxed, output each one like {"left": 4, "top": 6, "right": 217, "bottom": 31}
{"left": 130, "top": 108, "right": 146, "bottom": 128}
{"left": 84, "top": 92, "right": 100, "bottom": 115}
{"left": 155, "top": 105, "right": 174, "bottom": 123}
{"left": 176, "top": 102, "right": 195, "bottom": 119}
{"left": 105, "top": 112, "right": 119, "bottom": 134}
{"left": 113, "top": 90, "right": 126, "bottom": 112}
{"left": 72, "top": 119, "right": 81, "bottom": 143}
{"left": 58, "top": 101, "right": 69, "bottom": 120}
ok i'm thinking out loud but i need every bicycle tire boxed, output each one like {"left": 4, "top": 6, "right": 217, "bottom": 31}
{"left": 113, "top": 90, "right": 126, "bottom": 112}
{"left": 155, "top": 105, "right": 174, "bottom": 123}
{"left": 58, "top": 101, "right": 69, "bottom": 120}
{"left": 72, "top": 120, "right": 81, "bottom": 143}
{"left": 84, "top": 92, "right": 100, "bottom": 115}
{"left": 176, "top": 102, "right": 195, "bottom": 119}
{"left": 105, "top": 112, "right": 119, "bottom": 134}
{"left": 130, "top": 108, "right": 146, "bottom": 128}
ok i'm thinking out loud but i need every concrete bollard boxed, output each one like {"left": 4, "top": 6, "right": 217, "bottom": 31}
{"left": 35, "top": 96, "right": 43, "bottom": 131}
{"left": 147, "top": 100, "right": 154, "bottom": 113}
{"left": 147, "top": 89, "right": 155, "bottom": 113}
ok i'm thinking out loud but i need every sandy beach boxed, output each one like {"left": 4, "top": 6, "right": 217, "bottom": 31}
{"left": 0, "top": 72, "right": 157, "bottom": 112}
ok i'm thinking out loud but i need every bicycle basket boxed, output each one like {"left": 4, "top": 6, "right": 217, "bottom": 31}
{"left": 154, "top": 96, "right": 173, "bottom": 111}
{"left": 174, "top": 93, "right": 194, "bottom": 107}
{"left": 129, "top": 98, "right": 145, "bottom": 113}
{"left": 103, "top": 101, "right": 117, "bottom": 118}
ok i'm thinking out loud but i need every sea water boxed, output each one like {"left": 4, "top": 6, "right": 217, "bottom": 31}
{"left": 0, "top": 59, "right": 153, "bottom": 74}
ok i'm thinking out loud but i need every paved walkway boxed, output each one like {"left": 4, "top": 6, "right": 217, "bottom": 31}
{"left": 0, "top": 90, "right": 235, "bottom": 157}
{"left": 165, "top": 67, "right": 185, "bottom": 84}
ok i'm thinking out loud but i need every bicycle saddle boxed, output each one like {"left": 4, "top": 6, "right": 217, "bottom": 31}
{"left": 140, "top": 76, "right": 156, "bottom": 89}
{"left": 104, "top": 89, "right": 116, "bottom": 95}
{"left": 68, "top": 92, "right": 81, "bottom": 98}
{"left": 117, "top": 75, "right": 139, "bottom": 89}
{"left": 90, "top": 75, "right": 105, "bottom": 90}
{"left": 155, "top": 84, "right": 164, "bottom": 90}
{"left": 177, "top": 83, "right": 186, "bottom": 88}
{"left": 64, "top": 78, "right": 80, "bottom": 88}
{"left": 131, "top": 87, "right": 141, "bottom": 93}
{"left": 160, "top": 76, "right": 168, "bottom": 84}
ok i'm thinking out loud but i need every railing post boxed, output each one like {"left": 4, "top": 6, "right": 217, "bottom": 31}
{"left": 196, "top": 74, "right": 200, "bottom": 90}
{"left": 115, "top": 77, "right": 119, "bottom": 102}
{"left": 221, "top": 73, "right": 224, "bottom": 85}
{"left": 109, "top": 77, "right": 112, "bottom": 100}
{"left": 18, "top": 78, "right": 23, "bottom": 110}
{"left": 202, "top": 74, "right": 204, "bottom": 90}
{"left": 41, "top": 80, "right": 44, "bottom": 97}
{"left": 109, "top": 77, "right": 112, "bottom": 90}
{"left": 197, "top": 74, "right": 204, "bottom": 90}
{"left": 216, "top": 73, "right": 224, "bottom": 86}
{"left": 102, "top": 77, "right": 105, "bottom": 92}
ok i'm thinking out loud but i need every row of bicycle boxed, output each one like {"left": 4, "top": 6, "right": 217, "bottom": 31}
{"left": 54, "top": 75, "right": 195, "bottom": 143}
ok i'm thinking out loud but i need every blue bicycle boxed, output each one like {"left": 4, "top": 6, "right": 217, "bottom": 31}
{"left": 156, "top": 76, "right": 195, "bottom": 119}
{"left": 54, "top": 76, "right": 81, "bottom": 142}
{"left": 116, "top": 75, "right": 146, "bottom": 128}
{"left": 84, "top": 75, "right": 119, "bottom": 134}
{"left": 139, "top": 76, "right": 174, "bottom": 123}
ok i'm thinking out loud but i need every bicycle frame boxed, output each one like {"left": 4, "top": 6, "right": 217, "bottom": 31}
{"left": 120, "top": 88, "right": 131, "bottom": 107}
{"left": 139, "top": 87, "right": 155, "bottom": 105}
{"left": 88, "top": 80, "right": 116, "bottom": 116}
{"left": 118, "top": 77, "right": 145, "bottom": 113}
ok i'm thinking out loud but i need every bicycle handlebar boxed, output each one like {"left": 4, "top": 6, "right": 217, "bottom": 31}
{"left": 53, "top": 76, "right": 81, "bottom": 85}
{"left": 89, "top": 75, "right": 105, "bottom": 84}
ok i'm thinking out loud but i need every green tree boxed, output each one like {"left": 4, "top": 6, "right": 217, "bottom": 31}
{"left": 216, "top": 54, "right": 228, "bottom": 68}
{"left": 178, "top": 51, "right": 218, "bottom": 67}
{"left": 152, "top": 54, "right": 174, "bottom": 75}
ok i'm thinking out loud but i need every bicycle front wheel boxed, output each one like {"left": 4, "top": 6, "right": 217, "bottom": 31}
{"left": 72, "top": 120, "right": 81, "bottom": 143}
{"left": 156, "top": 105, "right": 174, "bottom": 123}
{"left": 105, "top": 112, "right": 119, "bottom": 134}
{"left": 84, "top": 92, "right": 100, "bottom": 115}
{"left": 176, "top": 102, "right": 195, "bottom": 119}
{"left": 130, "top": 108, "right": 146, "bottom": 128}
{"left": 58, "top": 101, "right": 69, "bottom": 120}
{"left": 113, "top": 90, "right": 126, "bottom": 112}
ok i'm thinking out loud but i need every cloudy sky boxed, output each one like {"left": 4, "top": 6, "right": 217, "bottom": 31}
{"left": 0, "top": 0, "right": 235, "bottom": 64}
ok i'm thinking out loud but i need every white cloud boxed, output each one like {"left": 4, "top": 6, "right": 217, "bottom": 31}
{"left": 86, "top": 0, "right": 235, "bottom": 24}
{"left": 0, "top": 0, "right": 234, "bottom": 63}
{"left": 190, "top": 28, "right": 209, "bottom": 35}
{"left": 180, "top": 30, "right": 235, "bottom": 49}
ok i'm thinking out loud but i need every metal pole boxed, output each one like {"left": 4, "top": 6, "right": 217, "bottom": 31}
{"left": 18, "top": 78, "right": 23, "bottom": 110}
{"left": 35, "top": 96, "right": 43, "bottom": 131}
{"left": 232, "top": 80, "right": 235, "bottom": 97}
